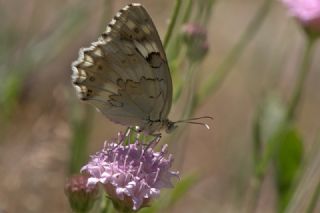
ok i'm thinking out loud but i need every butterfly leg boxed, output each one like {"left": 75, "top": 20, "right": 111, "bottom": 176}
{"left": 121, "top": 127, "right": 143, "bottom": 146}
{"left": 112, "top": 127, "right": 133, "bottom": 150}
{"left": 144, "top": 133, "right": 162, "bottom": 150}
{"left": 124, "top": 127, "right": 132, "bottom": 138}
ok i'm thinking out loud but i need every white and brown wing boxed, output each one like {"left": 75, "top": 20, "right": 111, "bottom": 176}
{"left": 71, "top": 3, "right": 172, "bottom": 133}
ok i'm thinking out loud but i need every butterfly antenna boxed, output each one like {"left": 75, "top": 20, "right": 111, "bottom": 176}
{"left": 175, "top": 116, "right": 213, "bottom": 130}
{"left": 183, "top": 121, "right": 211, "bottom": 129}
{"left": 176, "top": 116, "right": 213, "bottom": 122}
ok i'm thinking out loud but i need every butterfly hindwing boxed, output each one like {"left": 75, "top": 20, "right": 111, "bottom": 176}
{"left": 72, "top": 3, "right": 173, "bottom": 133}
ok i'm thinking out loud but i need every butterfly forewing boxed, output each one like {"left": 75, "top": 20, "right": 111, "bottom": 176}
{"left": 72, "top": 3, "right": 173, "bottom": 133}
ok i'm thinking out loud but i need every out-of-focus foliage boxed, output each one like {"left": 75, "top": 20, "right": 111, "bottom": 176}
{"left": 272, "top": 125, "right": 303, "bottom": 212}
{"left": 1, "top": 0, "right": 320, "bottom": 212}
{"left": 140, "top": 175, "right": 198, "bottom": 213}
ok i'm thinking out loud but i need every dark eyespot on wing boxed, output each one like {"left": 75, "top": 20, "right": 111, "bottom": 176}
{"left": 146, "top": 52, "right": 162, "bottom": 68}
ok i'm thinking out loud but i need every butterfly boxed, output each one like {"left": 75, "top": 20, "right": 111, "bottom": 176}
{"left": 72, "top": 3, "right": 211, "bottom": 136}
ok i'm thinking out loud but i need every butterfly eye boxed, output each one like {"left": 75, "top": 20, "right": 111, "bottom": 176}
{"left": 165, "top": 121, "right": 177, "bottom": 133}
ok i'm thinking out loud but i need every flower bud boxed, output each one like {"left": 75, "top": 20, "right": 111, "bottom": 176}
{"left": 181, "top": 23, "right": 209, "bottom": 61}
{"left": 64, "top": 174, "right": 99, "bottom": 213}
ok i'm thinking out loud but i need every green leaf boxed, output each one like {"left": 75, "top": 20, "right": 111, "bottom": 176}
{"left": 0, "top": 73, "right": 22, "bottom": 121}
{"left": 167, "top": 174, "right": 197, "bottom": 207}
{"left": 140, "top": 174, "right": 198, "bottom": 213}
{"left": 260, "top": 95, "right": 287, "bottom": 142}
{"left": 271, "top": 125, "right": 304, "bottom": 212}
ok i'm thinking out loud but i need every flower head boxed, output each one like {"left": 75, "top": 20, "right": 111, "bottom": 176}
{"left": 81, "top": 132, "right": 179, "bottom": 211}
{"left": 181, "top": 23, "right": 209, "bottom": 61}
{"left": 182, "top": 23, "right": 207, "bottom": 41}
{"left": 281, "top": 0, "right": 320, "bottom": 35}
{"left": 64, "top": 174, "right": 99, "bottom": 212}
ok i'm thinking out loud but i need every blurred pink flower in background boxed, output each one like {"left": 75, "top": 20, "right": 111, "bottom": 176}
{"left": 181, "top": 23, "right": 209, "bottom": 60}
{"left": 281, "top": 0, "right": 320, "bottom": 34}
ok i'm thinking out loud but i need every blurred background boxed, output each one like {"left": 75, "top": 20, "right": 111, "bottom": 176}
{"left": 0, "top": 0, "right": 319, "bottom": 212}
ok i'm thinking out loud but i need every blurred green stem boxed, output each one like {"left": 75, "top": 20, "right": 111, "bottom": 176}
{"left": 247, "top": 36, "right": 317, "bottom": 213}
{"left": 245, "top": 133, "right": 277, "bottom": 213}
{"left": 252, "top": 104, "right": 263, "bottom": 165}
{"left": 197, "top": 0, "right": 272, "bottom": 105}
{"left": 164, "top": 0, "right": 182, "bottom": 49}
{"left": 169, "top": 62, "right": 198, "bottom": 166}
{"left": 69, "top": 105, "right": 94, "bottom": 174}
{"left": 286, "top": 37, "right": 316, "bottom": 121}
{"left": 203, "top": 0, "right": 216, "bottom": 25}
{"left": 182, "top": 0, "right": 193, "bottom": 23}
{"left": 307, "top": 179, "right": 320, "bottom": 213}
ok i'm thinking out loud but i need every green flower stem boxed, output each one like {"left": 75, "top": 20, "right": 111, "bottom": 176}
{"left": 252, "top": 104, "right": 263, "bottom": 165}
{"left": 245, "top": 136, "right": 277, "bottom": 213}
{"left": 168, "top": 62, "right": 199, "bottom": 166}
{"left": 286, "top": 37, "right": 316, "bottom": 121}
{"left": 69, "top": 105, "right": 94, "bottom": 174}
{"left": 247, "top": 35, "right": 317, "bottom": 213}
{"left": 307, "top": 180, "right": 320, "bottom": 213}
{"left": 181, "top": 63, "right": 198, "bottom": 119}
{"left": 181, "top": 0, "right": 193, "bottom": 23}
{"left": 101, "top": 194, "right": 112, "bottom": 213}
{"left": 196, "top": 0, "right": 272, "bottom": 106}
{"left": 166, "top": 0, "right": 195, "bottom": 68}
{"left": 197, "top": 0, "right": 216, "bottom": 25}
{"left": 164, "top": 0, "right": 182, "bottom": 50}
{"left": 203, "top": 0, "right": 216, "bottom": 25}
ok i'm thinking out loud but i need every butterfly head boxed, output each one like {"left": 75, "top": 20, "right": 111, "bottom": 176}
{"left": 163, "top": 120, "right": 177, "bottom": 133}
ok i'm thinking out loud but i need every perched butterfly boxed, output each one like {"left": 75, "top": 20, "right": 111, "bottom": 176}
{"left": 72, "top": 3, "right": 211, "bottom": 136}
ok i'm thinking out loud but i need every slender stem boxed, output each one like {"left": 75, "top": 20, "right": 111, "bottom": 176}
{"left": 283, "top": 135, "right": 320, "bottom": 213}
{"left": 246, "top": 35, "right": 317, "bottom": 213}
{"left": 164, "top": 0, "right": 182, "bottom": 50}
{"left": 181, "top": 0, "right": 193, "bottom": 23}
{"left": 252, "top": 104, "right": 263, "bottom": 165}
{"left": 203, "top": 0, "right": 216, "bottom": 25}
{"left": 286, "top": 37, "right": 316, "bottom": 121}
{"left": 306, "top": 177, "right": 320, "bottom": 213}
{"left": 197, "top": 0, "right": 272, "bottom": 105}
{"left": 69, "top": 105, "right": 94, "bottom": 174}
{"left": 169, "top": 63, "right": 198, "bottom": 167}
{"left": 244, "top": 136, "right": 276, "bottom": 213}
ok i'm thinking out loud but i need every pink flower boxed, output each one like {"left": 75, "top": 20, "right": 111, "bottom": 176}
{"left": 81, "top": 132, "right": 179, "bottom": 211}
{"left": 281, "top": 0, "right": 320, "bottom": 34}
